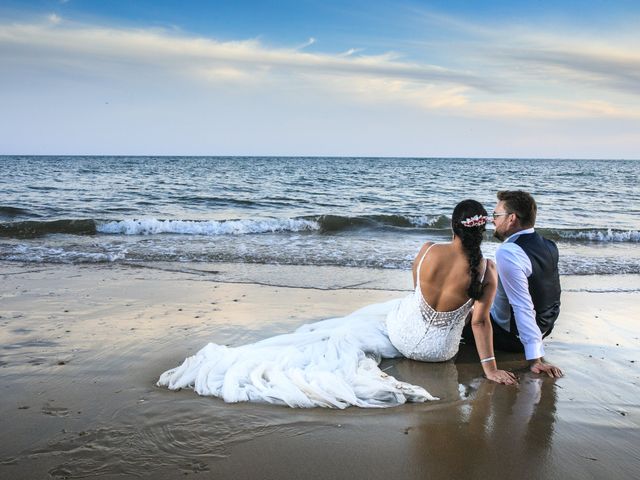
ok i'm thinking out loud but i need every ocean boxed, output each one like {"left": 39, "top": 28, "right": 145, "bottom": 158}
{"left": 1, "top": 156, "right": 638, "bottom": 278}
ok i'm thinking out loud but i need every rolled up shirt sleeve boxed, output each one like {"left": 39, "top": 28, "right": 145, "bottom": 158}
{"left": 495, "top": 243, "right": 545, "bottom": 360}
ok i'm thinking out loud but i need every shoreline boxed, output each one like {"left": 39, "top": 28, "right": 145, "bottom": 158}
{"left": 2, "top": 260, "right": 639, "bottom": 292}
{"left": 1, "top": 262, "right": 639, "bottom": 479}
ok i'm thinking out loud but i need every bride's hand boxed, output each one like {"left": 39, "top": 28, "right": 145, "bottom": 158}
{"left": 485, "top": 369, "right": 518, "bottom": 385}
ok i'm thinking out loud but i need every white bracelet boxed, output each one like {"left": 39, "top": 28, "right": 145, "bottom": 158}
{"left": 480, "top": 356, "right": 495, "bottom": 364}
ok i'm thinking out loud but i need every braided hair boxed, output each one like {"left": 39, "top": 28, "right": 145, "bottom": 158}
{"left": 451, "top": 199, "right": 488, "bottom": 300}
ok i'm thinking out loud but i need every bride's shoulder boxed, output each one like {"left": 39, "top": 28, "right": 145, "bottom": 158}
{"left": 483, "top": 259, "right": 497, "bottom": 281}
{"left": 415, "top": 241, "right": 441, "bottom": 259}
{"left": 420, "top": 241, "right": 448, "bottom": 251}
{"left": 421, "top": 241, "right": 436, "bottom": 250}
{"left": 413, "top": 242, "right": 435, "bottom": 271}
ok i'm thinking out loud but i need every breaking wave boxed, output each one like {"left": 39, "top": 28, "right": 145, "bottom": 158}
{"left": 1, "top": 216, "right": 638, "bottom": 243}
{"left": 0, "top": 215, "right": 450, "bottom": 238}
{"left": 97, "top": 218, "right": 319, "bottom": 235}
{"left": 538, "top": 228, "right": 640, "bottom": 243}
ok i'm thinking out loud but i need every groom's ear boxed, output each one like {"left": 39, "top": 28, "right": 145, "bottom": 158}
{"left": 510, "top": 213, "right": 523, "bottom": 228}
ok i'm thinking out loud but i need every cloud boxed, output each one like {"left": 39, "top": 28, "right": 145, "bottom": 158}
{"left": 196, "top": 65, "right": 259, "bottom": 85}
{"left": 339, "top": 48, "right": 362, "bottom": 57}
{"left": 296, "top": 37, "right": 316, "bottom": 49}
{"left": 403, "top": 8, "right": 640, "bottom": 105}
{"left": 464, "top": 98, "right": 640, "bottom": 119}
{"left": 0, "top": 16, "right": 639, "bottom": 120}
{"left": 47, "top": 13, "right": 62, "bottom": 25}
{"left": 0, "top": 20, "right": 498, "bottom": 92}
{"left": 313, "top": 75, "right": 470, "bottom": 110}
{"left": 503, "top": 47, "right": 640, "bottom": 96}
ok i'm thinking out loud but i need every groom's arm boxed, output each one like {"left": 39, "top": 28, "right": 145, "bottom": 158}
{"left": 494, "top": 244, "right": 543, "bottom": 360}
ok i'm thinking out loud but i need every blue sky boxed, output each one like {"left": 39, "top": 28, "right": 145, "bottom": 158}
{"left": 1, "top": 1, "right": 639, "bottom": 157}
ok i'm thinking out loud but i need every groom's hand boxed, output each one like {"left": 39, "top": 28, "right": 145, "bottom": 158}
{"left": 530, "top": 358, "right": 563, "bottom": 378}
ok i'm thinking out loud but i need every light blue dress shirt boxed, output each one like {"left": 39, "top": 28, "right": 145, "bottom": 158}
{"left": 490, "top": 228, "right": 544, "bottom": 360}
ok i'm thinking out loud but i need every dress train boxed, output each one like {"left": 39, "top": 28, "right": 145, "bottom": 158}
{"left": 157, "top": 299, "right": 437, "bottom": 408}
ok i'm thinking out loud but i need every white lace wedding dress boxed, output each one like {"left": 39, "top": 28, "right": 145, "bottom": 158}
{"left": 158, "top": 245, "right": 485, "bottom": 408}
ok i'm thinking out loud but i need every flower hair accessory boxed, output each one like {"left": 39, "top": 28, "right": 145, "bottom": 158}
{"left": 460, "top": 215, "right": 489, "bottom": 228}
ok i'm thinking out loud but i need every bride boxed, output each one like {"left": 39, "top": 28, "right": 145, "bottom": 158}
{"left": 158, "top": 200, "right": 516, "bottom": 408}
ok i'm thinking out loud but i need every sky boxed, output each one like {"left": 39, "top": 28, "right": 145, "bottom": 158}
{"left": 1, "top": 0, "right": 639, "bottom": 158}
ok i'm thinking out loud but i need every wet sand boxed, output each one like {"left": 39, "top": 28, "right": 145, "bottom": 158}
{"left": 1, "top": 262, "right": 639, "bottom": 479}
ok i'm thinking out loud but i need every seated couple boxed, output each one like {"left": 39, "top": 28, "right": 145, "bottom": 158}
{"left": 158, "top": 190, "right": 562, "bottom": 408}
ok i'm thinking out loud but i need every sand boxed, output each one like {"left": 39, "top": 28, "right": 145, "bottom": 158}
{"left": 1, "top": 262, "right": 639, "bottom": 479}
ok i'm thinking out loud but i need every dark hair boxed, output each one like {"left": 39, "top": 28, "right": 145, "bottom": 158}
{"left": 497, "top": 190, "right": 537, "bottom": 228}
{"left": 452, "top": 199, "right": 487, "bottom": 300}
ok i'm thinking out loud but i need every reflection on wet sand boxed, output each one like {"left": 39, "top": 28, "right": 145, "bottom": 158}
{"left": 402, "top": 359, "right": 558, "bottom": 479}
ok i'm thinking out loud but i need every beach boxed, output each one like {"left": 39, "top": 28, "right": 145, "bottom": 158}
{"left": 1, "top": 261, "right": 638, "bottom": 479}
{"left": 3, "top": 0, "right": 640, "bottom": 474}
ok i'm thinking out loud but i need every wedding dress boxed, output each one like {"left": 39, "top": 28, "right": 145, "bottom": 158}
{"left": 158, "top": 245, "right": 486, "bottom": 408}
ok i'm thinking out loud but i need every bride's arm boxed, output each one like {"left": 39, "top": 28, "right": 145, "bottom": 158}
{"left": 470, "top": 261, "right": 518, "bottom": 385}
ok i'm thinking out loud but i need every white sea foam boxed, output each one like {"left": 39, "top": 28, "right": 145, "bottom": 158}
{"left": 558, "top": 229, "right": 640, "bottom": 242}
{"left": 407, "top": 215, "right": 448, "bottom": 227}
{"left": 5, "top": 244, "right": 127, "bottom": 263}
{"left": 2, "top": 240, "right": 639, "bottom": 274}
{"left": 96, "top": 218, "right": 320, "bottom": 236}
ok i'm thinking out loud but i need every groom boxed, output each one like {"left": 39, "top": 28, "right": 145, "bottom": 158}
{"left": 489, "top": 190, "right": 563, "bottom": 377}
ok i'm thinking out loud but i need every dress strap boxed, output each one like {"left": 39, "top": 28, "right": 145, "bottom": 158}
{"left": 416, "top": 243, "right": 437, "bottom": 287}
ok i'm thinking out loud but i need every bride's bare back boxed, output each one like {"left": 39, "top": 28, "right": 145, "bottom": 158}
{"left": 412, "top": 241, "right": 481, "bottom": 312}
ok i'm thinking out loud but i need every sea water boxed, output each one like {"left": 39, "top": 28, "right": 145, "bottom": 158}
{"left": 1, "top": 156, "right": 638, "bottom": 278}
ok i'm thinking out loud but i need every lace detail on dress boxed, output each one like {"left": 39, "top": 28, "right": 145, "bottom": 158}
{"left": 418, "top": 291, "right": 472, "bottom": 328}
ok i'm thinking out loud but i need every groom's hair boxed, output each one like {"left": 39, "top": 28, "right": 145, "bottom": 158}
{"left": 497, "top": 190, "right": 537, "bottom": 228}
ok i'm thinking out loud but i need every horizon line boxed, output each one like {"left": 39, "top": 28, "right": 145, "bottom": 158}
{"left": 1, "top": 154, "right": 638, "bottom": 161}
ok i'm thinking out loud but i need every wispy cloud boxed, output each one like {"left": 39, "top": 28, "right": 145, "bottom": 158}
{"left": 296, "top": 37, "right": 316, "bottom": 49}
{"left": 47, "top": 13, "right": 62, "bottom": 25}
{"left": 502, "top": 47, "right": 640, "bottom": 96}
{"left": 404, "top": 8, "right": 640, "bottom": 103}
{"left": 339, "top": 48, "right": 362, "bottom": 57}
{"left": 0, "top": 15, "right": 639, "bottom": 120}
{"left": 0, "top": 19, "right": 498, "bottom": 91}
